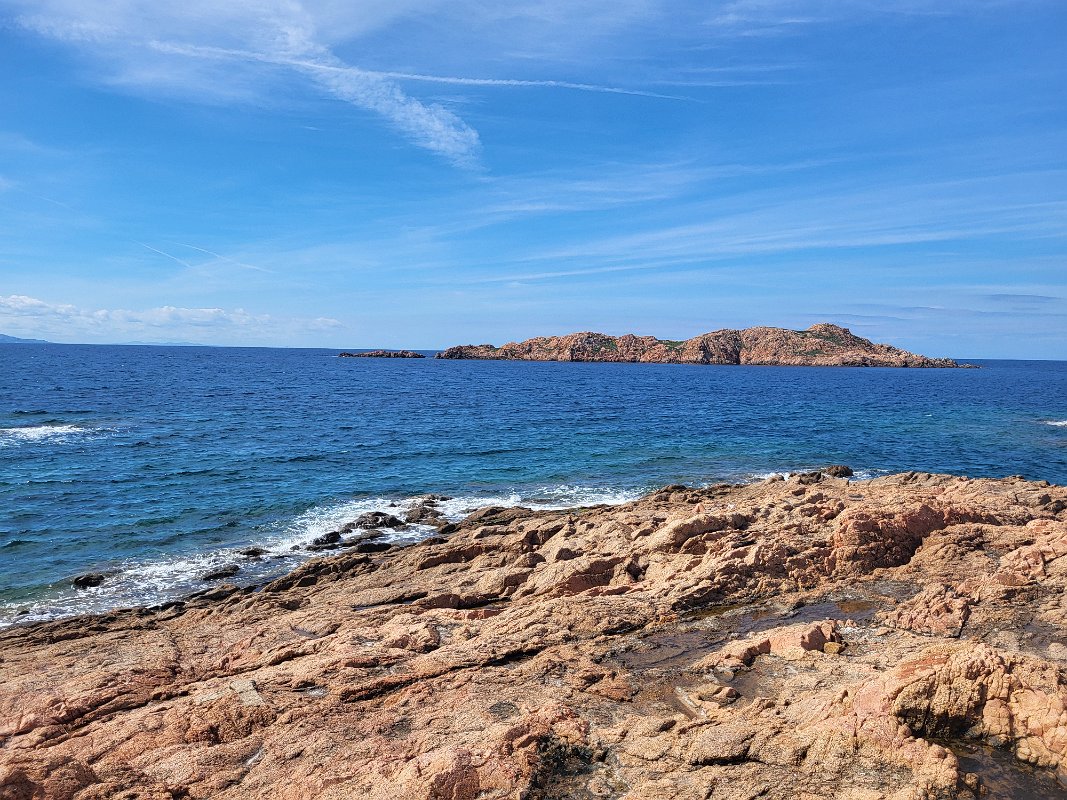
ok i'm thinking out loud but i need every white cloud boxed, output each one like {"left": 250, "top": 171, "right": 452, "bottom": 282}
{"left": 9, "top": 0, "right": 483, "bottom": 166}
{"left": 0, "top": 294, "right": 341, "bottom": 344}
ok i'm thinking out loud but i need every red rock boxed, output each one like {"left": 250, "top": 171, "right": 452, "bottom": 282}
{"left": 1, "top": 472, "right": 1064, "bottom": 798}
{"left": 436, "top": 323, "right": 972, "bottom": 368}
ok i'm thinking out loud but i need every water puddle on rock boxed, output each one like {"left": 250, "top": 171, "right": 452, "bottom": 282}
{"left": 614, "top": 630, "right": 720, "bottom": 671}
{"left": 949, "top": 741, "right": 1065, "bottom": 799}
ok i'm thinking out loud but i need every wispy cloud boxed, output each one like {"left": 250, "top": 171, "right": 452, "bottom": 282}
{"left": 486, "top": 173, "right": 1067, "bottom": 279}
{"left": 8, "top": 1, "right": 712, "bottom": 168}
{"left": 13, "top": 2, "right": 484, "bottom": 167}
{"left": 983, "top": 293, "right": 1061, "bottom": 304}
{"left": 703, "top": 0, "right": 1008, "bottom": 37}
{"left": 0, "top": 294, "right": 341, "bottom": 344}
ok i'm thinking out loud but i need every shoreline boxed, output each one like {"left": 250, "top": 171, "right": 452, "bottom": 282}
{"left": 0, "top": 470, "right": 879, "bottom": 630}
{"left": 1, "top": 469, "right": 1065, "bottom": 798}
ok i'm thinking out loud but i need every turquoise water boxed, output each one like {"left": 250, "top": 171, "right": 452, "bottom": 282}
{"left": 1, "top": 344, "right": 1065, "bottom": 625}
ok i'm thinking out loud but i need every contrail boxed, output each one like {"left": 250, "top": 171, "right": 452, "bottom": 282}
{"left": 135, "top": 241, "right": 194, "bottom": 268}
{"left": 369, "top": 71, "right": 692, "bottom": 101}
{"left": 149, "top": 41, "right": 691, "bottom": 102}
{"left": 169, "top": 242, "right": 274, "bottom": 273}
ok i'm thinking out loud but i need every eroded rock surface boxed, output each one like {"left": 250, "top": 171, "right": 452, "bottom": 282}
{"left": 2, "top": 472, "right": 1065, "bottom": 799}
{"left": 436, "top": 323, "right": 970, "bottom": 368}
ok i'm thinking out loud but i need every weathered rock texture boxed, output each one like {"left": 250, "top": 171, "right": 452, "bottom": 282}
{"left": 339, "top": 350, "right": 425, "bottom": 358}
{"left": 437, "top": 323, "right": 970, "bottom": 367}
{"left": 2, "top": 472, "right": 1065, "bottom": 799}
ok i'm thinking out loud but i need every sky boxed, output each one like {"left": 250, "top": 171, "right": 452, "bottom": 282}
{"left": 0, "top": 1, "right": 1064, "bottom": 357}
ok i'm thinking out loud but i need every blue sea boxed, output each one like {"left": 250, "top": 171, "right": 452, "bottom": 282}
{"left": 2, "top": 344, "right": 1066, "bottom": 627}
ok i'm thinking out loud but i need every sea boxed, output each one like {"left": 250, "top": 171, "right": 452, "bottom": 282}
{"left": 2, "top": 343, "right": 1065, "bottom": 627}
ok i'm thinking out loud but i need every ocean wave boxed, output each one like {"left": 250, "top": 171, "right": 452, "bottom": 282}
{"left": 0, "top": 424, "right": 102, "bottom": 446}
{"left": 0, "top": 484, "right": 644, "bottom": 628}
{"left": 1045, "top": 420, "right": 1067, "bottom": 427}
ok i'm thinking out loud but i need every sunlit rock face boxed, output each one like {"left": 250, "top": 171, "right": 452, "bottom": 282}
{"left": 2, "top": 471, "right": 1064, "bottom": 799}
{"left": 437, "top": 323, "right": 970, "bottom": 368}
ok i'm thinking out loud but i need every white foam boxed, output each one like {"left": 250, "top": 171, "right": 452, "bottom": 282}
{"left": 1045, "top": 420, "right": 1067, "bottom": 427}
{"left": 747, "top": 471, "right": 790, "bottom": 482}
{"left": 0, "top": 484, "right": 645, "bottom": 628}
{"left": 0, "top": 424, "right": 102, "bottom": 446}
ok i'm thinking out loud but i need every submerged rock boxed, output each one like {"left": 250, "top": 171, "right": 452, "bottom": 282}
{"left": 200, "top": 564, "right": 240, "bottom": 581}
{"left": 70, "top": 573, "right": 106, "bottom": 589}
{"left": 2, "top": 472, "right": 1065, "bottom": 798}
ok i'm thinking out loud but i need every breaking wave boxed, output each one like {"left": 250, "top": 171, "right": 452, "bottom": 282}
{"left": 0, "top": 484, "right": 644, "bottom": 628}
{"left": 0, "top": 424, "right": 107, "bottom": 447}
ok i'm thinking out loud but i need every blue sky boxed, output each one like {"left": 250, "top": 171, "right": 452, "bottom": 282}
{"left": 0, "top": 1, "right": 1064, "bottom": 356}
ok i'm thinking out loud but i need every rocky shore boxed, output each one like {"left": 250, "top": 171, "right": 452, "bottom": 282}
{"left": 339, "top": 350, "right": 426, "bottom": 358}
{"left": 437, "top": 323, "right": 971, "bottom": 368}
{"left": 2, "top": 471, "right": 1065, "bottom": 799}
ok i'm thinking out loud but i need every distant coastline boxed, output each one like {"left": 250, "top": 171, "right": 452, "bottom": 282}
{"left": 437, "top": 323, "right": 974, "bottom": 368}
{"left": 0, "top": 333, "right": 50, "bottom": 344}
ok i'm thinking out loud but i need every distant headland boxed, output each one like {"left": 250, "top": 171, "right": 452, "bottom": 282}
{"left": 0, "top": 333, "right": 49, "bottom": 344}
{"left": 339, "top": 349, "right": 426, "bottom": 358}
{"left": 437, "top": 323, "right": 974, "bottom": 368}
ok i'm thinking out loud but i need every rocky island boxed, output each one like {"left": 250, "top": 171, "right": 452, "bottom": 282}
{"left": 2, "top": 471, "right": 1064, "bottom": 798}
{"left": 339, "top": 350, "right": 426, "bottom": 358}
{"left": 437, "top": 323, "right": 971, "bottom": 368}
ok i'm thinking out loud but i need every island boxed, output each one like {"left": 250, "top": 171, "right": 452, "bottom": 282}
{"left": 339, "top": 349, "right": 426, "bottom": 358}
{"left": 437, "top": 322, "right": 972, "bottom": 367}
{"left": 0, "top": 333, "right": 50, "bottom": 344}
{"left": 1, "top": 471, "right": 1063, "bottom": 797}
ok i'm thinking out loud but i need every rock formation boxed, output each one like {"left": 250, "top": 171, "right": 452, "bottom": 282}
{"left": 437, "top": 323, "right": 971, "bottom": 367}
{"left": 339, "top": 350, "right": 426, "bottom": 358}
{"left": 2, "top": 472, "right": 1065, "bottom": 799}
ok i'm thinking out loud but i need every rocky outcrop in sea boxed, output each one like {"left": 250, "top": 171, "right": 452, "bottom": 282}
{"left": 339, "top": 350, "right": 426, "bottom": 358}
{"left": 2, "top": 471, "right": 1064, "bottom": 798}
{"left": 437, "top": 323, "right": 971, "bottom": 367}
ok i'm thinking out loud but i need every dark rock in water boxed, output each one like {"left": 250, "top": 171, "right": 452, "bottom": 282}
{"left": 353, "top": 541, "right": 394, "bottom": 553}
{"left": 797, "top": 471, "right": 824, "bottom": 485}
{"left": 824, "top": 465, "right": 854, "bottom": 478}
{"left": 238, "top": 547, "right": 268, "bottom": 558}
{"left": 202, "top": 565, "right": 240, "bottom": 581}
{"left": 306, "top": 531, "right": 343, "bottom": 552}
{"left": 72, "top": 573, "right": 106, "bottom": 589}
{"left": 334, "top": 529, "right": 387, "bottom": 549}
{"left": 405, "top": 503, "right": 445, "bottom": 525}
{"left": 339, "top": 350, "right": 425, "bottom": 359}
{"left": 352, "top": 529, "right": 384, "bottom": 542}
{"left": 355, "top": 512, "right": 404, "bottom": 529}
